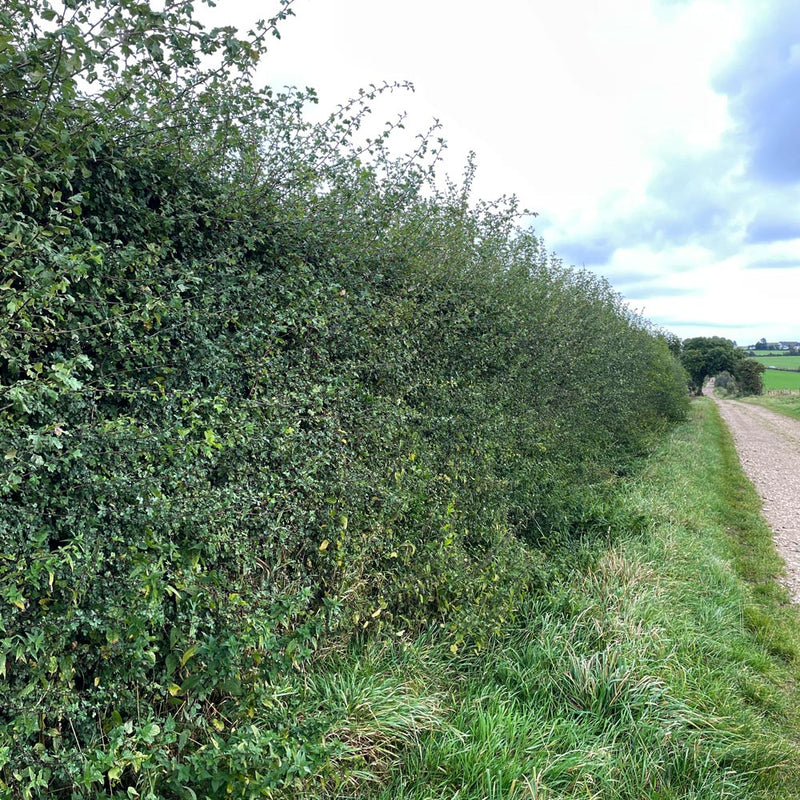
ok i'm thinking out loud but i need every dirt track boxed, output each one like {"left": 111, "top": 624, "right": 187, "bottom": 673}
{"left": 704, "top": 381, "right": 800, "bottom": 602}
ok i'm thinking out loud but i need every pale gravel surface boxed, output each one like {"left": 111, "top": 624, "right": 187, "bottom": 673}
{"left": 704, "top": 380, "right": 800, "bottom": 603}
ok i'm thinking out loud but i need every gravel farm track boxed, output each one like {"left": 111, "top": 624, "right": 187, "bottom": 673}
{"left": 705, "top": 379, "right": 800, "bottom": 603}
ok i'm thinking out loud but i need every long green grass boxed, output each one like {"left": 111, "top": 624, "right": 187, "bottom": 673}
{"left": 298, "top": 400, "right": 800, "bottom": 799}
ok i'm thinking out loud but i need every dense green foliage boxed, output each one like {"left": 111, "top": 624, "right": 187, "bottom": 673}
{"left": 737, "top": 357, "right": 766, "bottom": 395}
{"left": 681, "top": 336, "right": 740, "bottom": 393}
{"left": 1, "top": 1, "right": 689, "bottom": 796}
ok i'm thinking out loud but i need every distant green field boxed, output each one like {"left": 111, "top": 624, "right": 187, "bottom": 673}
{"left": 744, "top": 349, "right": 792, "bottom": 355}
{"left": 747, "top": 355, "right": 800, "bottom": 390}
{"left": 749, "top": 355, "right": 800, "bottom": 369}
{"left": 762, "top": 369, "right": 800, "bottom": 391}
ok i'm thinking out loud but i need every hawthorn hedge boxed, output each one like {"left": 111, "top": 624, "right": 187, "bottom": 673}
{"left": 1, "top": 1, "right": 688, "bottom": 795}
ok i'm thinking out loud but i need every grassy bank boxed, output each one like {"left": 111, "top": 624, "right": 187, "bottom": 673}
{"left": 299, "top": 399, "right": 800, "bottom": 799}
{"left": 741, "top": 393, "right": 800, "bottom": 420}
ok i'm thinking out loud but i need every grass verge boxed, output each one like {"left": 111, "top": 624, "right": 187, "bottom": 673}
{"left": 299, "top": 399, "right": 800, "bottom": 799}
{"left": 740, "top": 393, "right": 800, "bottom": 421}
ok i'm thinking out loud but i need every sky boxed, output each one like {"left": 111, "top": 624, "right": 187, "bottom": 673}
{"left": 200, "top": 0, "right": 800, "bottom": 345}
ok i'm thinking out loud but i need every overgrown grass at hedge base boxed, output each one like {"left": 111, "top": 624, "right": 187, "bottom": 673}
{"left": 1, "top": 1, "right": 689, "bottom": 796}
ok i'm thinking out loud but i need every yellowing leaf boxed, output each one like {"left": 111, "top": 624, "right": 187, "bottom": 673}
{"left": 168, "top": 683, "right": 182, "bottom": 697}
{"left": 203, "top": 429, "right": 221, "bottom": 449}
{"left": 318, "top": 539, "right": 329, "bottom": 552}
{"left": 180, "top": 644, "right": 198, "bottom": 668}
{"left": 211, "top": 718, "right": 225, "bottom": 731}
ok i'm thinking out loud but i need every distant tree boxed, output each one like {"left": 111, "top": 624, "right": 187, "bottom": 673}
{"left": 714, "top": 370, "right": 737, "bottom": 393}
{"left": 755, "top": 338, "right": 768, "bottom": 350}
{"left": 681, "top": 336, "right": 740, "bottom": 394}
{"left": 736, "top": 359, "right": 766, "bottom": 396}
